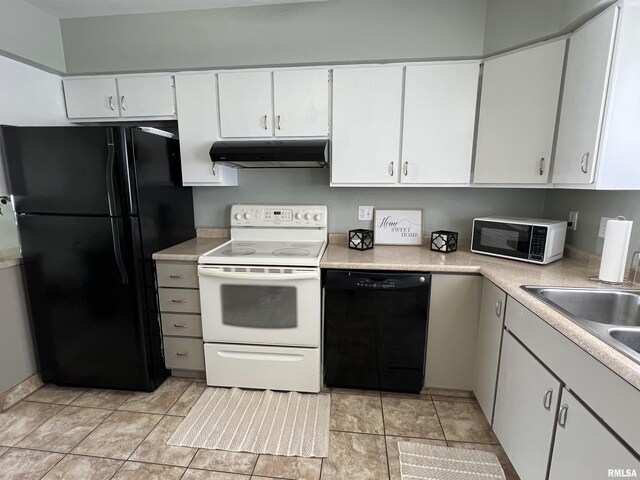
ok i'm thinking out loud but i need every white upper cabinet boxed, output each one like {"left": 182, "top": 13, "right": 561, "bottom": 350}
{"left": 273, "top": 69, "right": 329, "bottom": 137}
{"left": 474, "top": 40, "right": 565, "bottom": 185}
{"left": 174, "top": 74, "right": 237, "bottom": 187}
{"left": 554, "top": 3, "right": 640, "bottom": 189}
{"left": 117, "top": 76, "right": 175, "bottom": 118}
{"left": 401, "top": 63, "right": 479, "bottom": 185}
{"left": 217, "top": 68, "right": 329, "bottom": 138}
{"left": 63, "top": 78, "right": 120, "bottom": 119}
{"left": 331, "top": 66, "right": 404, "bottom": 185}
{"left": 217, "top": 71, "right": 273, "bottom": 138}
{"left": 63, "top": 76, "right": 176, "bottom": 120}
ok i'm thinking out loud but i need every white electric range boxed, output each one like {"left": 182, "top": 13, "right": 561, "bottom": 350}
{"left": 198, "top": 204, "right": 328, "bottom": 393}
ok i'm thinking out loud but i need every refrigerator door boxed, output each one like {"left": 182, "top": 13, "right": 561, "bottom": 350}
{"left": 126, "top": 128, "right": 195, "bottom": 309}
{"left": 17, "top": 213, "right": 157, "bottom": 390}
{"left": 1, "top": 126, "right": 125, "bottom": 216}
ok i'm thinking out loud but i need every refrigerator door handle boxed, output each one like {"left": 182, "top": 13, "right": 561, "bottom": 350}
{"left": 105, "top": 130, "right": 117, "bottom": 217}
{"left": 110, "top": 218, "right": 129, "bottom": 284}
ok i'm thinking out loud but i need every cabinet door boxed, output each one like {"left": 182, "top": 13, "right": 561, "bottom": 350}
{"left": 218, "top": 71, "right": 272, "bottom": 138}
{"left": 273, "top": 69, "right": 329, "bottom": 137}
{"left": 549, "top": 389, "right": 639, "bottom": 480}
{"left": 401, "top": 63, "right": 478, "bottom": 184}
{"left": 174, "top": 74, "right": 237, "bottom": 186}
{"left": 474, "top": 40, "right": 565, "bottom": 184}
{"left": 117, "top": 76, "right": 175, "bottom": 118}
{"left": 63, "top": 78, "right": 119, "bottom": 119}
{"left": 553, "top": 7, "right": 618, "bottom": 184}
{"left": 331, "top": 66, "right": 403, "bottom": 185}
{"left": 493, "top": 332, "right": 561, "bottom": 480}
{"left": 472, "top": 279, "right": 506, "bottom": 424}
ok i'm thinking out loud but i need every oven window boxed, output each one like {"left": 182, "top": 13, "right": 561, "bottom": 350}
{"left": 221, "top": 285, "right": 297, "bottom": 328}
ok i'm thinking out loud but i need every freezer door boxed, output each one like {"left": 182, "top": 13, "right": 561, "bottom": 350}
{"left": 17, "top": 214, "right": 157, "bottom": 390}
{"left": 1, "top": 126, "right": 125, "bottom": 215}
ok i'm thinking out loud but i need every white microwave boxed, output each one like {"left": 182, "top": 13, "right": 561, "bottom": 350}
{"left": 471, "top": 216, "right": 567, "bottom": 264}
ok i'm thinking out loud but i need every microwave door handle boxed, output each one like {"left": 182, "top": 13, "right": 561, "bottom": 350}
{"left": 197, "top": 268, "right": 318, "bottom": 281}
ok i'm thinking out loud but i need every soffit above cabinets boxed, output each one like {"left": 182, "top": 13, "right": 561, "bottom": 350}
{"left": 24, "top": 0, "right": 329, "bottom": 19}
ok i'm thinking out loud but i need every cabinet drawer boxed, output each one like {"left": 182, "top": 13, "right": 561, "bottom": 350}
{"left": 158, "top": 288, "right": 200, "bottom": 313}
{"left": 161, "top": 313, "right": 202, "bottom": 337}
{"left": 156, "top": 262, "right": 198, "bottom": 288}
{"left": 164, "top": 337, "right": 204, "bottom": 371}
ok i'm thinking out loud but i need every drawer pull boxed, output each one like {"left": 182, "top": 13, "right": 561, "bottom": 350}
{"left": 176, "top": 351, "right": 191, "bottom": 357}
{"left": 171, "top": 299, "right": 187, "bottom": 303}
{"left": 169, "top": 274, "right": 185, "bottom": 279}
{"left": 173, "top": 323, "right": 188, "bottom": 328}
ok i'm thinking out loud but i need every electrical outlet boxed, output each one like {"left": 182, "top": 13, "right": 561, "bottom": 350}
{"left": 568, "top": 211, "right": 578, "bottom": 231}
{"left": 358, "top": 206, "right": 373, "bottom": 221}
{"left": 599, "top": 217, "right": 614, "bottom": 238}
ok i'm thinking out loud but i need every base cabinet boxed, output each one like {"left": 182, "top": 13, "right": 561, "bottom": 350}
{"left": 156, "top": 260, "right": 205, "bottom": 373}
{"left": 493, "top": 332, "right": 561, "bottom": 480}
{"left": 472, "top": 279, "right": 506, "bottom": 424}
{"left": 548, "top": 388, "right": 639, "bottom": 480}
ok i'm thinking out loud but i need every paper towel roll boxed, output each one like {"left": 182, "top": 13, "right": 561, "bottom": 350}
{"left": 599, "top": 218, "right": 633, "bottom": 283}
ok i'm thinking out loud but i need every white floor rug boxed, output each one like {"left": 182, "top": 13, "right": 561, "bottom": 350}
{"left": 398, "top": 442, "right": 506, "bottom": 480}
{"left": 168, "top": 387, "right": 330, "bottom": 458}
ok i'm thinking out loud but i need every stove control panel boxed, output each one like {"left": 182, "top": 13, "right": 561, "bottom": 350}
{"left": 231, "top": 204, "right": 328, "bottom": 228}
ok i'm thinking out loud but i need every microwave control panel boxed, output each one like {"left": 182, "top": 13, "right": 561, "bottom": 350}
{"left": 529, "top": 226, "right": 548, "bottom": 261}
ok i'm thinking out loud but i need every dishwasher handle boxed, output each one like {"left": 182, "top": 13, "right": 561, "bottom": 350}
{"left": 325, "top": 270, "right": 431, "bottom": 290}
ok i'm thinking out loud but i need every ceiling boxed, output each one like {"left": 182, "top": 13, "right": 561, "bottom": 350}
{"left": 24, "top": 0, "right": 329, "bottom": 19}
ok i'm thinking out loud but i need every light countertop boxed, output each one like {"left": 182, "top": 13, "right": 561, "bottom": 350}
{"left": 152, "top": 236, "right": 640, "bottom": 391}
{"left": 0, "top": 247, "right": 21, "bottom": 270}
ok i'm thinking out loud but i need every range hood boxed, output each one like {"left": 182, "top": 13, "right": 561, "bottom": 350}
{"left": 210, "top": 140, "right": 329, "bottom": 168}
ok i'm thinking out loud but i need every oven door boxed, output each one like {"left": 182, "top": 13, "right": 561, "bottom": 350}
{"left": 471, "top": 220, "right": 532, "bottom": 261}
{"left": 198, "top": 265, "right": 320, "bottom": 347}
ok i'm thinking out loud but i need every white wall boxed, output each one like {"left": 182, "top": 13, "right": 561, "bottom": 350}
{"left": 0, "top": 0, "right": 65, "bottom": 72}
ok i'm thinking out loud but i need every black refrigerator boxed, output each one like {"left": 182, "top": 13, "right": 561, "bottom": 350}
{"left": 1, "top": 125, "right": 195, "bottom": 391}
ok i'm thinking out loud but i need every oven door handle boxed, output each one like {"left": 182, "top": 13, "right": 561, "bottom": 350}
{"left": 198, "top": 267, "right": 319, "bottom": 281}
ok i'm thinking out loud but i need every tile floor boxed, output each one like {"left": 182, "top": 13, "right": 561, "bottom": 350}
{"left": 0, "top": 378, "right": 519, "bottom": 480}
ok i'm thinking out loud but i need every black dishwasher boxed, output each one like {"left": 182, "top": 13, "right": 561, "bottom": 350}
{"left": 323, "top": 270, "right": 431, "bottom": 393}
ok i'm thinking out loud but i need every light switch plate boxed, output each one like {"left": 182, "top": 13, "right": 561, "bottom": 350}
{"left": 358, "top": 206, "right": 373, "bottom": 221}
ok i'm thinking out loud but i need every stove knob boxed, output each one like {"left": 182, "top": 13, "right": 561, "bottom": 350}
{"left": 314, "top": 213, "right": 322, "bottom": 221}
{"left": 295, "top": 212, "right": 302, "bottom": 220}
{"left": 244, "top": 212, "right": 251, "bottom": 220}
{"left": 305, "top": 213, "right": 312, "bottom": 220}
{"left": 234, "top": 213, "right": 242, "bottom": 220}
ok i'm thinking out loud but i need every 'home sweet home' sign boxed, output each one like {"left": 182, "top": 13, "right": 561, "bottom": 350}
{"left": 374, "top": 209, "right": 423, "bottom": 246}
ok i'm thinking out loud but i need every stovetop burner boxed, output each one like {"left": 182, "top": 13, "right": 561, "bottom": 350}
{"left": 222, "top": 247, "right": 256, "bottom": 256}
{"left": 273, "top": 247, "right": 310, "bottom": 257}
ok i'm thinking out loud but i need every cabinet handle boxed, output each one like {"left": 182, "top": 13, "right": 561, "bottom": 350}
{"left": 543, "top": 388, "right": 553, "bottom": 411}
{"left": 176, "top": 351, "right": 191, "bottom": 357}
{"left": 173, "top": 323, "right": 188, "bottom": 328}
{"left": 580, "top": 153, "right": 589, "bottom": 174}
{"left": 263, "top": 114, "right": 268, "bottom": 130}
{"left": 171, "top": 298, "right": 187, "bottom": 303}
{"left": 108, "top": 96, "right": 115, "bottom": 111}
{"left": 403, "top": 162, "right": 408, "bottom": 176}
{"left": 276, "top": 115, "right": 281, "bottom": 130}
{"left": 389, "top": 162, "right": 394, "bottom": 177}
{"left": 539, "top": 157, "right": 545, "bottom": 176}
{"left": 558, "top": 404, "right": 569, "bottom": 427}
{"left": 495, "top": 301, "right": 503, "bottom": 318}
{"left": 120, "top": 96, "right": 127, "bottom": 111}
{"left": 169, "top": 274, "right": 184, "bottom": 279}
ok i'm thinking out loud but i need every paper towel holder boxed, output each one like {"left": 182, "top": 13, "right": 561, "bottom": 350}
{"left": 588, "top": 216, "right": 635, "bottom": 286}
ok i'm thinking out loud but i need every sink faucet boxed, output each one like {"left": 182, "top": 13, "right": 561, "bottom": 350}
{"left": 630, "top": 251, "right": 640, "bottom": 285}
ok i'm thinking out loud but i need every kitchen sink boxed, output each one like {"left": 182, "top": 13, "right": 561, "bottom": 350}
{"left": 522, "top": 286, "right": 640, "bottom": 365}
